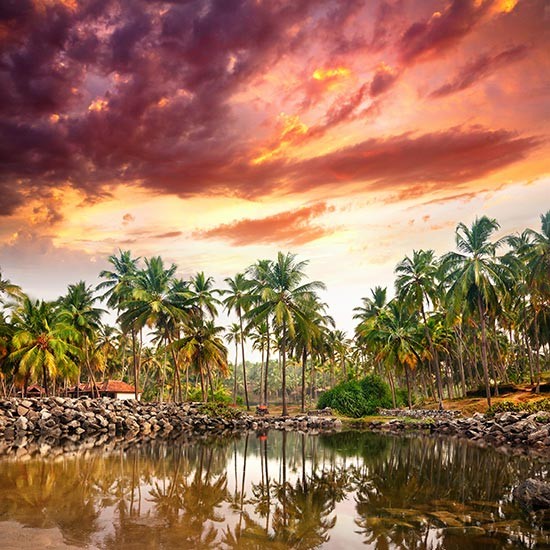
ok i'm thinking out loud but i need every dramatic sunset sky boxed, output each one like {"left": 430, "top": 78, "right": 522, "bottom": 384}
{"left": 0, "top": 0, "right": 548, "bottom": 334}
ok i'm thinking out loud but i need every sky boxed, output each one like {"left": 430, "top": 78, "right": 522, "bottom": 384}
{"left": 0, "top": 0, "right": 549, "bottom": 336}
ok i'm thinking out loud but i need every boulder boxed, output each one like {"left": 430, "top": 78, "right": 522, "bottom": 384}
{"left": 513, "top": 479, "right": 550, "bottom": 512}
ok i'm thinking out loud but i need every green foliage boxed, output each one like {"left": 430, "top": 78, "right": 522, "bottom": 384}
{"left": 196, "top": 402, "right": 244, "bottom": 420}
{"left": 485, "top": 398, "right": 550, "bottom": 417}
{"left": 317, "top": 375, "right": 394, "bottom": 418}
{"left": 187, "top": 385, "right": 233, "bottom": 404}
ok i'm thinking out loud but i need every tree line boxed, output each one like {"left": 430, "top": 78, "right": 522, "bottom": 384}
{"left": 0, "top": 211, "right": 548, "bottom": 411}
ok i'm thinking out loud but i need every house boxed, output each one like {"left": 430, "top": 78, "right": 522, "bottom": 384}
{"left": 69, "top": 380, "right": 141, "bottom": 400}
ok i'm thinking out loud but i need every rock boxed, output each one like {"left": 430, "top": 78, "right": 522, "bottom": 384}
{"left": 14, "top": 416, "right": 28, "bottom": 432}
{"left": 513, "top": 479, "right": 550, "bottom": 512}
{"left": 17, "top": 405, "right": 29, "bottom": 416}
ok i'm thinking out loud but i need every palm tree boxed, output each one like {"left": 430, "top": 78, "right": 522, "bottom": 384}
{"left": 225, "top": 323, "right": 241, "bottom": 404}
{"left": 188, "top": 272, "right": 221, "bottom": 320}
{"left": 291, "top": 293, "right": 326, "bottom": 412}
{"left": 0, "top": 269, "right": 23, "bottom": 306}
{"left": 9, "top": 298, "right": 79, "bottom": 395}
{"left": 223, "top": 273, "right": 254, "bottom": 410}
{"left": 248, "top": 252, "right": 325, "bottom": 416}
{"left": 247, "top": 259, "right": 274, "bottom": 407}
{"left": 118, "top": 256, "right": 187, "bottom": 400}
{"left": 97, "top": 250, "right": 140, "bottom": 379}
{"left": 175, "top": 317, "right": 229, "bottom": 401}
{"left": 525, "top": 210, "right": 550, "bottom": 392}
{"left": 58, "top": 281, "right": 105, "bottom": 396}
{"left": 441, "top": 217, "right": 510, "bottom": 406}
{"left": 366, "top": 301, "right": 422, "bottom": 409}
{"left": 395, "top": 249, "right": 445, "bottom": 409}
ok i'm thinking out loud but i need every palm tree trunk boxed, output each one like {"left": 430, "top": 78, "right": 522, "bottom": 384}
{"left": 132, "top": 329, "right": 139, "bottom": 400}
{"left": 233, "top": 340, "right": 238, "bottom": 405}
{"left": 477, "top": 294, "right": 492, "bottom": 407}
{"left": 238, "top": 310, "right": 250, "bottom": 411}
{"left": 301, "top": 348, "right": 307, "bottom": 413}
{"left": 42, "top": 363, "right": 49, "bottom": 396}
{"left": 421, "top": 304, "right": 444, "bottom": 409}
{"left": 387, "top": 370, "right": 397, "bottom": 408}
{"left": 263, "top": 321, "right": 270, "bottom": 407}
{"left": 533, "top": 310, "right": 541, "bottom": 393}
{"left": 404, "top": 364, "right": 412, "bottom": 409}
{"left": 281, "top": 320, "right": 288, "bottom": 416}
{"left": 456, "top": 327, "right": 467, "bottom": 397}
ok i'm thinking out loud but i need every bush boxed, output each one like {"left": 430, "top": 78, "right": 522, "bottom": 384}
{"left": 317, "top": 375, "right": 394, "bottom": 418}
{"left": 187, "top": 385, "right": 233, "bottom": 404}
{"left": 197, "top": 402, "right": 244, "bottom": 420}
{"left": 485, "top": 398, "right": 550, "bottom": 418}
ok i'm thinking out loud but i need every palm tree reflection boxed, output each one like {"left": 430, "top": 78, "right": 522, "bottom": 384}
{"left": 0, "top": 431, "right": 547, "bottom": 549}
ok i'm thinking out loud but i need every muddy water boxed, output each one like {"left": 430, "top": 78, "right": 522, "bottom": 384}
{"left": 0, "top": 431, "right": 548, "bottom": 549}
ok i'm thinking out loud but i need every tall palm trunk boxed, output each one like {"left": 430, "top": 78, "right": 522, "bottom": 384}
{"left": 301, "top": 347, "right": 307, "bottom": 413}
{"left": 238, "top": 309, "right": 250, "bottom": 410}
{"left": 404, "top": 364, "right": 412, "bottom": 409}
{"left": 477, "top": 294, "right": 492, "bottom": 407}
{"left": 233, "top": 339, "right": 238, "bottom": 405}
{"left": 131, "top": 329, "right": 139, "bottom": 400}
{"left": 420, "top": 304, "right": 444, "bottom": 409}
{"left": 263, "top": 321, "right": 270, "bottom": 407}
{"left": 281, "top": 320, "right": 288, "bottom": 416}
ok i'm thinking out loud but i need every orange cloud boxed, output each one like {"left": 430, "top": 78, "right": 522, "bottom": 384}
{"left": 194, "top": 202, "right": 336, "bottom": 246}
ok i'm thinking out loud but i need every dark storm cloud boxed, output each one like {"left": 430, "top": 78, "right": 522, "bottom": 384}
{"left": 0, "top": 0, "right": 543, "bottom": 218}
{"left": 0, "top": 0, "right": 345, "bottom": 213}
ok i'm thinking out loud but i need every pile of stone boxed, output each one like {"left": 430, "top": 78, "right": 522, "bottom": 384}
{"left": 0, "top": 397, "right": 342, "bottom": 452}
{"left": 368, "top": 410, "right": 550, "bottom": 456}
{"left": 378, "top": 408, "right": 461, "bottom": 419}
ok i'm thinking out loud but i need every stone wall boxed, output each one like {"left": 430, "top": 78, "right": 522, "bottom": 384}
{"left": 0, "top": 397, "right": 342, "bottom": 457}
{"left": 368, "top": 410, "right": 550, "bottom": 457}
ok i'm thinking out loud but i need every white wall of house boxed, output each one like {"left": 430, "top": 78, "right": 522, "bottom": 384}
{"left": 116, "top": 392, "right": 141, "bottom": 401}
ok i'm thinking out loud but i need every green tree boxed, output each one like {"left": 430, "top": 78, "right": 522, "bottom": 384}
{"left": 223, "top": 273, "right": 254, "bottom": 410}
{"left": 395, "top": 249, "right": 445, "bottom": 408}
{"left": 9, "top": 298, "right": 79, "bottom": 395}
{"left": 248, "top": 253, "right": 325, "bottom": 416}
{"left": 442, "top": 217, "right": 510, "bottom": 406}
{"left": 118, "top": 256, "right": 187, "bottom": 400}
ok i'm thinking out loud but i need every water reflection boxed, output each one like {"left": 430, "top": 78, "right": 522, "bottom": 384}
{"left": 0, "top": 431, "right": 548, "bottom": 549}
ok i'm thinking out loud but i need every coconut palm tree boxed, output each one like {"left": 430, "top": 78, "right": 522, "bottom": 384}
{"left": 366, "top": 301, "right": 422, "bottom": 409}
{"left": 175, "top": 317, "right": 229, "bottom": 401}
{"left": 223, "top": 273, "right": 254, "bottom": 410}
{"left": 225, "top": 323, "right": 241, "bottom": 404}
{"left": 9, "top": 298, "right": 79, "bottom": 395}
{"left": 246, "top": 259, "right": 274, "bottom": 407}
{"left": 97, "top": 250, "right": 140, "bottom": 379}
{"left": 395, "top": 249, "right": 445, "bottom": 409}
{"left": 0, "top": 269, "right": 23, "bottom": 306}
{"left": 248, "top": 252, "right": 325, "bottom": 416}
{"left": 58, "top": 281, "right": 105, "bottom": 396}
{"left": 118, "top": 256, "right": 188, "bottom": 400}
{"left": 441, "top": 217, "right": 510, "bottom": 407}
{"left": 524, "top": 210, "right": 550, "bottom": 391}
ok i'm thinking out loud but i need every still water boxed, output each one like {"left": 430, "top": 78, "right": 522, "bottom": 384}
{"left": 0, "top": 431, "right": 548, "bottom": 549}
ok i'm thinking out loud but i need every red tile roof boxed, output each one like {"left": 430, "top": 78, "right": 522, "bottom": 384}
{"left": 74, "top": 380, "right": 140, "bottom": 394}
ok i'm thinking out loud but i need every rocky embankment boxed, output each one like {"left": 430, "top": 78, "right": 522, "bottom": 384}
{"left": 0, "top": 397, "right": 341, "bottom": 457}
{"left": 368, "top": 409, "right": 550, "bottom": 457}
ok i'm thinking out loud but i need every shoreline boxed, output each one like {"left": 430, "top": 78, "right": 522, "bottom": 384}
{"left": 1, "top": 398, "right": 549, "bottom": 461}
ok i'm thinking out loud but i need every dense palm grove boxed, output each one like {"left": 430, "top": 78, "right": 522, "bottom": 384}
{"left": 0, "top": 212, "right": 548, "bottom": 412}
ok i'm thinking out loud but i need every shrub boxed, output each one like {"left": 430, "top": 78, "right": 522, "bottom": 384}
{"left": 317, "top": 375, "right": 394, "bottom": 418}
{"left": 187, "top": 385, "right": 233, "bottom": 404}
{"left": 197, "top": 402, "right": 244, "bottom": 420}
{"left": 485, "top": 398, "right": 550, "bottom": 418}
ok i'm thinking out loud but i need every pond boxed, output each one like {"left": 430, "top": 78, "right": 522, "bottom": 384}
{"left": 0, "top": 431, "right": 548, "bottom": 549}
